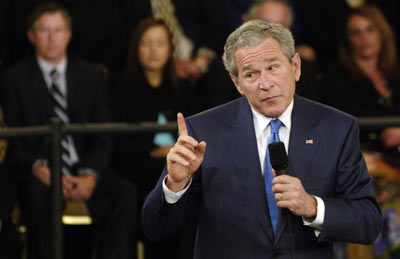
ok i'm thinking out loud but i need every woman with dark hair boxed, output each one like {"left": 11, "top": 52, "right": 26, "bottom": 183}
{"left": 111, "top": 17, "right": 193, "bottom": 259}
{"left": 321, "top": 4, "right": 400, "bottom": 152}
{"left": 112, "top": 17, "right": 190, "bottom": 191}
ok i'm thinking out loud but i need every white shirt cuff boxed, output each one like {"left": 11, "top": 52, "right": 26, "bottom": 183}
{"left": 302, "top": 196, "right": 325, "bottom": 237}
{"left": 162, "top": 175, "right": 192, "bottom": 204}
{"left": 32, "top": 158, "right": 48, "bottom": 174}
{"left": 77, "top": 168, "right": 99, "bottom": 178}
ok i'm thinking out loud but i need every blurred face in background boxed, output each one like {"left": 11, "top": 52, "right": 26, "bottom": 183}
{"left": 138, "top": 25, "right": 171, "bottom": 72}
{"left": 254, "top": 2, "right": 291, "bottom": 28}
{"left": 347, "top": 14, "right": 382, "bottom": 60}
{"left": 28, "top": 11, "right": 71, "bottom": 65}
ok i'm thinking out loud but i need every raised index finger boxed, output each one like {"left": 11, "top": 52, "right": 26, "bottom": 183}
{"left": 177, "top": 112, "right": 188, "bottom": 136}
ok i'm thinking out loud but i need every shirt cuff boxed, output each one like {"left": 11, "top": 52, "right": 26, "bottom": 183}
{"left": 32, "top": 158, "right": 48, "bottom": 174}
{"left": 302, "top": 196, "right": 325, "bottom": 237}
{"left": 77, "top": 168, "right": 99, "bottom": 178}
{"left": 162, "top": 175, "right": 192, "bottom": 204}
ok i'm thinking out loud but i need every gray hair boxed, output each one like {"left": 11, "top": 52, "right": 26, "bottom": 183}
{"left": 222, "top": 20, "right": 295, "bottom": 76}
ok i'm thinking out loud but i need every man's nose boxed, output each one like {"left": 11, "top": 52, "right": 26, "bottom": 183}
{"left": 48, "top": 31, "right": 56, "bottom": 42}
{"left": 259, "top": 71, "right": 272, "bottom": 90}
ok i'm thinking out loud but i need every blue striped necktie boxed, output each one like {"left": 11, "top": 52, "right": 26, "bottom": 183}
{"left": 50, "top": 69, "right": 75, "bottom": 175}
{"left": 264, "top": 119, "right": 283, "bottom": 235}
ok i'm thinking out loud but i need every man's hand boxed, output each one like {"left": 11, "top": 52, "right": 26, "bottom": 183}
{"left": 272, "top": 172, "right": 317, "bottom": 218}
{"left": 63, "top": 175, "right": 97, "bottom": 201}
{"left": 33, "top": 165, "right": 51, "bottom": 186}
{"left": 166, "top": 113, "right": 206, "bottom": 192}
{"left": 175, "top": 58, "right": 202, "bottom": 82}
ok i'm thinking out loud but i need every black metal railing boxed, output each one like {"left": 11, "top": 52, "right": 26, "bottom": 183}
{"left": 0, "top": 119, "right": 177, "bottom": 259}
{"left": 0, "top": 116, "right": 399, "bottom": 259}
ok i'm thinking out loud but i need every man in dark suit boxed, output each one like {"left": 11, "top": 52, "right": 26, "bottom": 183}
{"left": 0, "top": 3, "right": 136, "bottom": 259}
{"left": 142, "top": 20, "right": 382, "bottom": 258}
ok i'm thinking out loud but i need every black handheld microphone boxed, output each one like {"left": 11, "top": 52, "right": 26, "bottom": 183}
{"left": 268, "top": 142, "right": 288, "bottom": 176}
{"left": 268, "top": 141, "right": 295, "bottom": 259}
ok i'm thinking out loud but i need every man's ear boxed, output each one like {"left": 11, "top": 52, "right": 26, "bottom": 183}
{"left": 27, "top": 30, "right": 35, "bottom": 44}
{"left": 66, "top": 30, "right": 72, "bottom": 45}
{"left": 292, "top": 53, "right": 301, "bottom": 82}
{"left": 230, "top": 74, "right": 244, "bottom": 95}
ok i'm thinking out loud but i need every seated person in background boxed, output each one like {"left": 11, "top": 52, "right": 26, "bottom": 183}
{"left": 130, "top": 0, "right": 237, "bottom": 112}
{"left": 0, "top": 3, "right": 137, "bottom": 259}
{"left": 243, "top": 0, "right": 317, "bottom": 62}
{"left": 111, "top": 17, "right": 193, "bottom": 259}
{"left": 321, "top": 4, "right": 400, "bottom": 154}
{"left": 112, "top": 17, "right": 192, "bottom": 203}
{"left": 243, "top": 0, "right": 321, "bottom": 101}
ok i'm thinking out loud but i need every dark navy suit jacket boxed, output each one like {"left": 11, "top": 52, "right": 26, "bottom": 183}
{"left": 142, "top": 95, "right": 382, "bottom": 259}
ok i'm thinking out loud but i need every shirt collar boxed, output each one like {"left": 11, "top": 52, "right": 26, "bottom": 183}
{"left": 251, "top": 99, "right": 294, "bottom": 133}
{"left": 37, "top": 57, "right": 67, "bottom": 76}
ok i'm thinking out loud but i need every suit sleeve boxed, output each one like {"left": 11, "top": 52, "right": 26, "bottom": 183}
{"left": 317, "top": 118, "right": 383, "bottom": 244}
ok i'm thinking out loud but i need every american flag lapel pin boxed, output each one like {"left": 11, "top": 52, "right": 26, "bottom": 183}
{"left": 305, "top": 138, "right": 313, "bottom": 144}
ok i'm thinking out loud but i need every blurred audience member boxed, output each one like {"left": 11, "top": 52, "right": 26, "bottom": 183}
{"left": 0, "top": 3, "right": 137, "bottom": 259}
{"left": 112, "top": 17, "right": 190, "bottom": 203}
{"left": 111, "top": 17, "right": 194, "bottom": 259}
{"left": 244, "top": 0, "right": 320, "bottom": 101}
{"left": 0, "top": 0, "right": 133, "bottom": 75}
{"left": 130, "top": 0, "right": 238, "bottom": 112}
{"left": 321, "top": 5, "right": 400, "bottom": 153}
{"left": 244, "top": 0, "right": 317, "bottom": 62}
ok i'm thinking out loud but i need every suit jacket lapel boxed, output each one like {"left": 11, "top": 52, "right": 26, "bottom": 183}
{"left": 275, "top": 95, "right": 321, "bottom": 244}
{"left": 30, "top": 59, "right": 55, "bottom": 123}
{"left": 66, "top": 59, "right": 78, "bottom": 120}
{"left": 67, "top": 58, "right": 90, "bottom": 122}
{"left": 222, "top": 97, "right": 275, "bottom": 241}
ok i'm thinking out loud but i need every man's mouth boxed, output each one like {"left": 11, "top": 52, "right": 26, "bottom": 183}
{"left": 262, "top": 95, "right": 278, "bottom": 102}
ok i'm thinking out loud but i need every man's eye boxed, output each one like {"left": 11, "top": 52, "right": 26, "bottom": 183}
{"left": 268, "top": 65, "right": 278, "bottom": 71}
{"left": 246, "top": 73, "right": 254, "bottom": 78}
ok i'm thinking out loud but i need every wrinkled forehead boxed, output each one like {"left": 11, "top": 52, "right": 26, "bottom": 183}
{"left": 235, "top": 38, "right": 285, "bottom": 67}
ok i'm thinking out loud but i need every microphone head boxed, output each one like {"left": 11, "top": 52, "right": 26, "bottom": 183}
{"left": 268, "top": 142, "right": 288, "bottom": 171}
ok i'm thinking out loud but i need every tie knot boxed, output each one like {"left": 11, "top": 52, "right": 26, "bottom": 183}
{"left": 270, "top": 119, "right": 282, "bottom": 134}
{"left": 50, "top": 69, "right": 59, "bottom": 82}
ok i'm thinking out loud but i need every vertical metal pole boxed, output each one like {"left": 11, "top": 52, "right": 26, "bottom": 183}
{"left": 50, "top": 117, "right": 63, "bottom": 259}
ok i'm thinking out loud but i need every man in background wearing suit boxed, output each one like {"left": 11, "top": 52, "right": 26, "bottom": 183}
{"left": 142, "top": 20, "right": 382, "bottom": 258}
{"left": 0, "top": 2, "right": 136, "bottom": 259}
